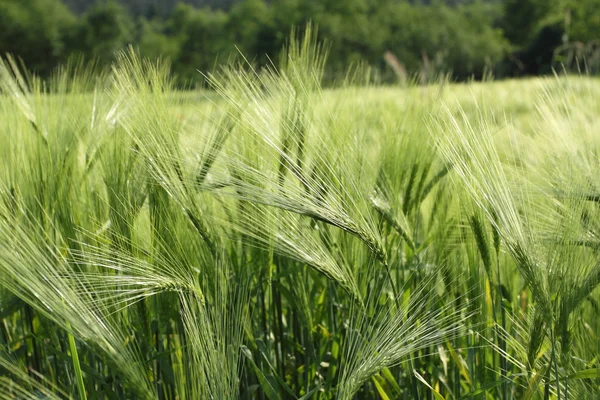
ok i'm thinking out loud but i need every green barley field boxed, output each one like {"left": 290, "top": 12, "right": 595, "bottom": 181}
{"left": 1, "top": 33, "right": 599, "bottom": 399}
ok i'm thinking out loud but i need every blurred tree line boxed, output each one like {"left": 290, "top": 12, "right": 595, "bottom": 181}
{"left": 1, "top": 0, "right": 598, "bottom": 86}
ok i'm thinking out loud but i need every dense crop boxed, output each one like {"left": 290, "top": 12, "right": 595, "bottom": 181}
{"left": 0, "top": 32, "right": 599, "bottom": 399}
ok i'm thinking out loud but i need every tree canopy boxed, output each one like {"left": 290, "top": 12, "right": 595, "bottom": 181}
{"left": 1, "top": 0, "right": 599, "bottom": 84}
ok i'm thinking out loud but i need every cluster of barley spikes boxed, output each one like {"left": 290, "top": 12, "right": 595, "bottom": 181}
{"left": 0, "top": 28, "right": 599, "bottom": 400}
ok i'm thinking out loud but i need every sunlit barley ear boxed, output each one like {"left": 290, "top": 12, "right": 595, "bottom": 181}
{"left": 336, "top": 265, "right": 470, "bottom": 400}
{"left": 0, "top": 56, "right": 37, "bottom": 130}
{"left": 0, "top": 214, "right": 156, "bottom": 398}
{"left": 479, "top": 306, "right": 555, "bottom": 397}
{"left": 177, "top": 253, "right": 250, "bottom": 399}
{"left": 67, "top": 205, "right": 247, "bottom": 399}
{"left": 8, "top": 205, "right": 248, "bottom": 399}
{"left": 203, "top": 26, "right": 387, "bottom": 267}
{"left": 435, "top": 92, "right": 600, "bottom": 397}
{"left": 110, "top": 48, "right": 222, "bottom": 254}
{"left": 434, "top": 104, "right": 550, "bottom": 314}
{"left": 220, "top": 201, "right": 364, "bottom": 302}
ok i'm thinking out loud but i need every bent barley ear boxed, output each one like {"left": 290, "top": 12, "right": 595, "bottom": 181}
{"left": 204, "top": 27, "right": 387, "bottom": 272}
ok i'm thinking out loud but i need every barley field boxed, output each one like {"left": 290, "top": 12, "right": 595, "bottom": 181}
{"left": 0, "top": 36, "right": 599, "bottom": 399}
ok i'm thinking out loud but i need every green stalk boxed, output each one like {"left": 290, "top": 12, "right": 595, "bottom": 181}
{"left": 66, "top": 321, "right": 87, "bottom": 400}
{"left": 551, "top": 326, "right": 561, "bottom": 400}
{"left": 24, "top": 304, "right": 41, "bottom": 376}
{"left": 273, "top": 260, "right": 285, "bottom": 391}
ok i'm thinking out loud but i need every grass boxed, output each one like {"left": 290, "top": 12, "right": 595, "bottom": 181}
{"left": 0, "top": 31, "right": 599, "bottom": 399}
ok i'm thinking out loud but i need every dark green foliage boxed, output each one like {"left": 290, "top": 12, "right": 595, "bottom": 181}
{"left": 6, "top": 0, "right": 600, "bottom": 84}
{"left": 0, "top": 0, "right": 76, "bottom": 75}
{"left": 79, "top": 1, "right": 134, "bottom": 63}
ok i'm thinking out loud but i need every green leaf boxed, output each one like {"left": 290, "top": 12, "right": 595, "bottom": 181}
{"left": 458, "top": 375, "right": 512, "bottom": 399}
{"left": 241, "top": 345, "right": 281, "bottom": 400}
{"left": 567, "top": 368, "right": 599, "bottom": 380}
{"left": 414, "top": 370, "right": 445, "bottom": 400}
{"left": 372, "top": 375, "right": 392, "bottom": 400}
{"left": 381, "top": 367, "right": 402, "bottom": 395}
{"left": 297, "top": 384, "right": 323, "bottom": 400}
{"left": 255, "top": 339, "right": 297, "bottom": 398}
{"left": 446, "top": 341, "right": 471, "bottom": 386}
{"left": 522, "top": 366, "right": 548, "bottom": 400}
